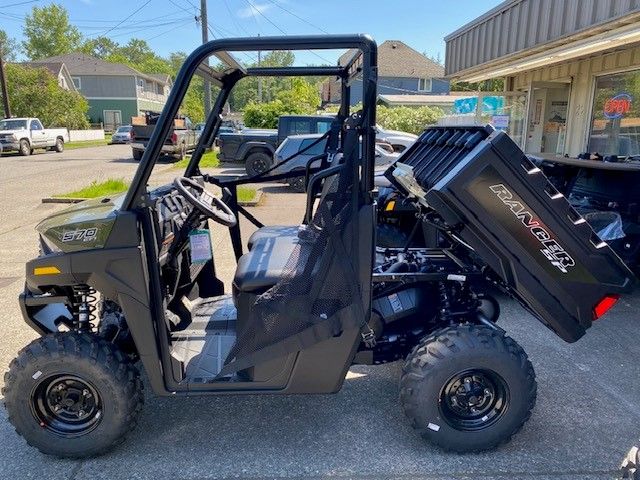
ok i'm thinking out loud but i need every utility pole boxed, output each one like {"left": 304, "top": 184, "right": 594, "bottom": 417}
{"left": 257, "top": 48, "right": 262, "bottom": 102}
{"left": 200, "top": 0, "right": 211, "bottom": 117}
{"left": 0, "top": 47, "right": 11, "bottom": 119}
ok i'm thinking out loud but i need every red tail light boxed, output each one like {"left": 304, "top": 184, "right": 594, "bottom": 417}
{"left": 130, "top": 130, "right": 135, "bottom": 141}
{"left": 593, "top": 294, "right": 620, "bottom": 320}
{"left": 171, "top": 132, "right": 178, "bottom": 144}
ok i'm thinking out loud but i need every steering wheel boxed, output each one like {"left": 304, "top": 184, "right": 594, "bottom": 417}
{"left": 173, "top": 177, "right": 237, "bottom": 227}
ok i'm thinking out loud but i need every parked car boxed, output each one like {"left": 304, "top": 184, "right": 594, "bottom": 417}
{"left": 110, "top": 125, "right": 132, "bottom": 144}
{"left": 218, "top": 115, "right": 335, "bottom": 175}
{"left": 130, "top": 112, "right": 197, "bottom": 161}
{"left": 375, "top": 125, "right": 418, "bottom": 152}
{"left": 0, "top": 117, "right": 68, "bottom": 156}
{"left": 273, "top": 133, "right": 400, "bottom": 191}
{"left": 195, "top": 121, "right": 238, "bottom": 146}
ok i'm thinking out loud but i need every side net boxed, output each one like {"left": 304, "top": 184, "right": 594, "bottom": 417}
{"left": 218, "top": 115, "right": 367, "bottom": 376}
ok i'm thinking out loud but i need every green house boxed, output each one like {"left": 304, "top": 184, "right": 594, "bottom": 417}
{"left": 32, "top": 54, "right": 172, "bottom": 131}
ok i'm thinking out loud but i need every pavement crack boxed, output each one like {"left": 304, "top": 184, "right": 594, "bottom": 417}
{"left": 68, "top": 461, "right": 83, "bottom": 480}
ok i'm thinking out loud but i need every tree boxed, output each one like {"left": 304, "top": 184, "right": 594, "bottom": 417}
{"left": 243, "top": 78, "right": 321, "bottom": 128}
{"left": 0, "top": 29, "right": 19, "bottom": 61}
{"left": 276, "top": 77, "right": 320, "bottom": 113}
{"left": 0, "top": 64, "right": 89, "bottom": 129}
{"left": 23, "top": 3, "right": 82, "bottom": 60}
{"left": 81, "top": 36, "right": 119, "bottom": 59}
{"left": 115, "top": 39, "right": 154, "bottom": 65}
{"left": 451, "top": 78, "right": 505, "bottom": 92}
{"left": 229, "top": 50, "right": 296, "bottom": 111}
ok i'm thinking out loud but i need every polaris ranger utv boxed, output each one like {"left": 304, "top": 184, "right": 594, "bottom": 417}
{"left": 3, "top": 35, "right": 634, "bottom": 459}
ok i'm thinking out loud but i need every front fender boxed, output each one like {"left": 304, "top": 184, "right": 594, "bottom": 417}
{"left": 22, "top": 247, "right": 167, "bottom": 394}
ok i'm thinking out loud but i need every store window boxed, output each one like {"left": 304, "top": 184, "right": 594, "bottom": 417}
{"left": 588, "top": 70, "right": 640, "bottom": 156}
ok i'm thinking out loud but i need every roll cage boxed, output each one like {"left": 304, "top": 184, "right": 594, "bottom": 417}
{"left": 123, "top": 34, "right": 379, "bottom": 212}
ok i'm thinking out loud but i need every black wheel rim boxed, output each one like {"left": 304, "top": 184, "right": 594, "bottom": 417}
{"left": 30, "top": 374, "right": 102, "bottom": 437}
{"left": 439, "top": 369, "right": 509, "bottom": 431}
{"left": 252, "top": 157, "right": 268, "bottom": 174}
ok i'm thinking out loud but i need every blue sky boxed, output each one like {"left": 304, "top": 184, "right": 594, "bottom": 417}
{"left": 1, "top": 0, "right": 503, "bottom": 65}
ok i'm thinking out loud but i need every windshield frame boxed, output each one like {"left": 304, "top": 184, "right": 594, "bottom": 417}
{"left": 122, "top": 34, "right": 378, "bottom": 211}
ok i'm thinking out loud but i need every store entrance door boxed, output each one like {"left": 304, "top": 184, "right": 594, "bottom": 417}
{"left": 525, "top": 81, "right": 571, "bottom": 154}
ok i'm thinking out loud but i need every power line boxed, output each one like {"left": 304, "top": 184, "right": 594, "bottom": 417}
{"left": 97, "top": 0, "right": 153, "bottom": 37}
{"left": 145, "top": 18, "right": 194, "bottom": 41}
{"left": 110, "top": 18, "right": 192, "bottom": 39}
{"left": 69, "top": 11, "right": 182, "bottom": 24}
{"left": 264, "top": 0, "right": 329, "bottom": 35}
{"left": 78, "top": 18, "right": 192, "bottom": 32}
{"left": 2, "top": 0, "right": 39, "bottom": 8}
{"left": 242, "top": 0, "right": 333, "bottom": 65}
{"left": 222, "top": 0, "right": 250, "bottom": 36}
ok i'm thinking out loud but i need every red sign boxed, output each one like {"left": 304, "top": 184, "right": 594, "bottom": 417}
{"left": 604, "top": 93, "right": 632, "bottom": 119}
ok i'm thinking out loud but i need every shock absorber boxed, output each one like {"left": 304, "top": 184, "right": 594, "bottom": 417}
{"left": 72, "top": 285, "right": 97, "bottom": 332}
{"left": 438, "top": 281, "right": 453, "bottom": 324}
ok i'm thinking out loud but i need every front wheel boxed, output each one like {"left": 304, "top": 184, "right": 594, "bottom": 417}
{"left": 400, "top": 324, "right": 536, "bottom": 452}
{"left": 3, "top": 332, "right": 144, "bottom": 458}
{"left": 175, "top": 142, "right": 187, "bottom": 161}
{"left": 19, "top": 139, "right": 31, "bottom": 156}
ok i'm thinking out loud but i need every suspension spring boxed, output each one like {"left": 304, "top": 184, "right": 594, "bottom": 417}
{"left": 438, "top": 281, "right": 453, "bottom": 324}
{"left": 72, "top": 285, "right": 97, "bottom": 332}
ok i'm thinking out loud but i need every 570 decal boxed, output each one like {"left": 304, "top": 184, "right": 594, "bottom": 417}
{"left": 61, "top": 228, "right": 98, "bottom": 243}
{"left": 490, "top": 184, "right": 575, "bottom": 274}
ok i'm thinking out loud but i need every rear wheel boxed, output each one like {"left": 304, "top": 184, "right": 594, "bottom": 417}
{"left": 19, "top": 140, "right": 31, "bottom": 156}
{"left": 54, "top": 137, "right": 64, "bottom": 153}
{"left": 245, "top": 151, "right": 272, "bottom": 176}
{"left": 400, "top": 324, "right": 536, "bottom": 452}
{"left": 132, "top": 149, "right": 143, "bottom": 161}
{"left": 3, "top": 332, "right": 143, "bottom": 458}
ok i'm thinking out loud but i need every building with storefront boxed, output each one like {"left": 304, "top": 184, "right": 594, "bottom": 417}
{"left": 444, "top": 0, "right": 640, "bottom": 157}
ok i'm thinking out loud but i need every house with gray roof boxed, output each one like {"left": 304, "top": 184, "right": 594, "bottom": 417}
{"left": 31, "top": 53, "right": 172, "bottom": 130}
{"left": 322, "top": 40, "right": 449, "bottom": 106}
{"left": 22, "top": 62, "right": 76, "bottom": 92}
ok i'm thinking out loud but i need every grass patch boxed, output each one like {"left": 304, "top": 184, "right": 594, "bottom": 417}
{"left": 237, "top": 186, "right": 257, "bottom": 203}
{"left": 65, "top": 134, "right": 112, "bottom": 150}
{"left": 173, "top": 150, "right": 220, "bottom": 169}
{"left": 54, "top": 178, "right": 129, "bottom": 199}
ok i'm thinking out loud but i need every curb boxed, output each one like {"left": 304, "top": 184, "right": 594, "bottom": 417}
{"left": 42, "top": 197, "right": 85, "bottom": 204}
{"left": 238, "top": 190, "right": 264, "bottom": 207}
{"left": 42, "top": 190, "right": 265, "bottom": 206}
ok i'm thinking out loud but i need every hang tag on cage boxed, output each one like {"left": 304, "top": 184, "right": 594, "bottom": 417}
{"left": 189, "top": 229, "right": 213, "bottom": 264}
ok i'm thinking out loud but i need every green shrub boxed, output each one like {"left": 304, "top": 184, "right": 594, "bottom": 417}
{"left": 376, "top": 105, "right": 444, "bottom": 135}
{"left": 322, "top": 103, "right": 444, "bottom": 135}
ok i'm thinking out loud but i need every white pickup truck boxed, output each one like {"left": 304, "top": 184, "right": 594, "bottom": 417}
{"left": 0, "top": 118, "right": 69, "bottom": 156}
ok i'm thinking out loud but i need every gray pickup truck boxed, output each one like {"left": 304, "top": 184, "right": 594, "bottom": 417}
{"left": 130, "top": 112, "right": 197, "bottom": 161}
{"left": 218, "top": 115, "right": 334, "bottom": 175}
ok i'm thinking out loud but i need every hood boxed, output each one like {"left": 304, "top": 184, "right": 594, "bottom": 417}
{"left": 380, "top": 129, "right": 418, "bottom": 139}
{"left": 0, "top": 129, "right": 24, "bottom": 136}
{"left": 36, "top": 193, "right": 126, "bottom": 253}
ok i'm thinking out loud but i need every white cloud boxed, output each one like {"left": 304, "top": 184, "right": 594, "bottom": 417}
{"left": 237, "top": 2, "right": 273, "bottom": 19}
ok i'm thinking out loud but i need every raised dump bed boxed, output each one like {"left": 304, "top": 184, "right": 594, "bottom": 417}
{"left": 388, "top": 125, "right": 634, "bottom": 342}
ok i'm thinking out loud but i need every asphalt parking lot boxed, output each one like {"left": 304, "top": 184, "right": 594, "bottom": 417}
{"left": 1, "top": 145, "right": 639, "bottom": 480}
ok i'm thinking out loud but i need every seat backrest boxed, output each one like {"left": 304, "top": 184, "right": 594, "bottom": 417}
{"left": 219, "top": 113, "right": 368, "bottom": 377}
